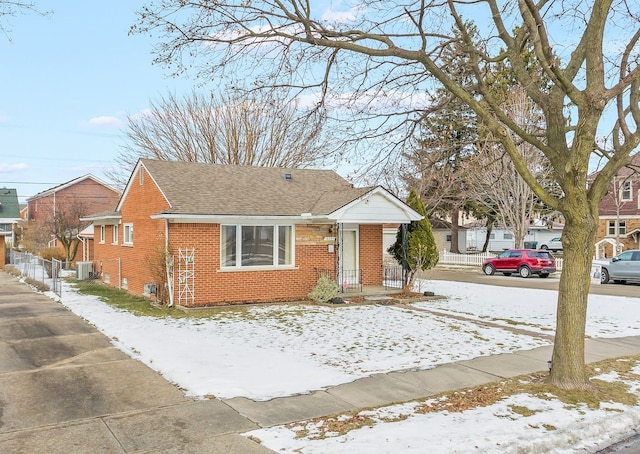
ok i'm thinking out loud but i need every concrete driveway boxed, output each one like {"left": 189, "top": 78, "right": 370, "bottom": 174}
{"left": 0, "top": 271, "right": 270, "bottom": 453}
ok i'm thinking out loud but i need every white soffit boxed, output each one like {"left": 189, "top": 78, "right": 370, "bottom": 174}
{"left": 330, "top": 190, "right": 422, "bottom": 223}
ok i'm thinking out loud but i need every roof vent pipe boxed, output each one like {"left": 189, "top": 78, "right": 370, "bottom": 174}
{"left": 282, "top": 172, "right": 293, "bottom": 181}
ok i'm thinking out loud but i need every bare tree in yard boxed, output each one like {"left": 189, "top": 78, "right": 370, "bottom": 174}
{"left": 469, "top": 87, "right": 552, "bottom": 248}
{"left": 18, "top": 218, "right": 50, "bottom": 253}
{"left": 42, "top": 195, "right": 88, "bottom": 267}
{"left": 402, "top": 102, "right": 478, "bottom": 253}
{"left": 135, "top": 1, "right": 640, "bottom": 390}
{"left": 106, "top": 90, "right": 329, "bottom": 187}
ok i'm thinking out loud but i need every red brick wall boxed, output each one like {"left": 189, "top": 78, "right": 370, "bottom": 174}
{"left": 359, "top": 224, "right": 383, "bottom": 285}
{"left": 93, "top": 167, "right": 168, "bottom": 294}
{"left": 168, "top": 223, "right": 336, "bottom": 306}
{"left": 28, "top": 179, "right": 120, "bottom": 222}
{"left": 92, "top": 168, "right": 384, "bottom": 305}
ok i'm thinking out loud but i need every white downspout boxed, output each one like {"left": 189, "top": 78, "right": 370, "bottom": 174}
{"left": 165, "top": 219, "right": 174, "bottom": 307}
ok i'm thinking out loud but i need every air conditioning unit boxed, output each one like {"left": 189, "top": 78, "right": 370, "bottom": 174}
{"left": 76, "top": 261, "right": 94, "bottom": 280}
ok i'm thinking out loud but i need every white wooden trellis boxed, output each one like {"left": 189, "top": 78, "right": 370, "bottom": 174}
{"left": 178, "top": 248, "right": 195, "bottom": 307}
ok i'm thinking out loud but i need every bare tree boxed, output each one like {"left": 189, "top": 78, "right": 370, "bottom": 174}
{"left": 42, "top": 195, "right": 88, "bottom": 267}
{"left": 17, "top": 218, "right": 50, "bottom": 253}
{"left": 469, "top": 88, "right": 551, "bottom": 248}
{"left": 402, "top": 97, "right": 478, "bottom": 253}
{"left": 107, "top": 91, "right": 330, "bottom": 186}
{"left": 134, "top": 1, "right": 640, "bottom": 390}
{"left": 0, "top": 1, "right": 48, "bottom": 40}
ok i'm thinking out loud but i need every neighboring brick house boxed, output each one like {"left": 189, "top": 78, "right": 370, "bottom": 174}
{"left": 26, "top": 175, "right": 120, "bottom": 223}
{"left": 593, "top": 156, "right": 640, "bottom": 257}
{"left": 26, "top": 175, "right": 120, "bottom": 258}
{"left": 82, "top": 159, "right": 421, "bottom": 307}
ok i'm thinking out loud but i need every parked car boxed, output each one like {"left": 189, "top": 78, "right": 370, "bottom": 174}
{"left": 540, "top": 237, "right": 563, "bottom": 252}
{"left": 599, "top": 250, "right": 640, "bottom": 284}
{"left": 482, "top": 249, "right": 557, "bottom": 278}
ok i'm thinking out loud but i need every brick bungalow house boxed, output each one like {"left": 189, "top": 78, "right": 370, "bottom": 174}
{"left": 82, "top": 159, "right": 422, "bottom": 307}
{"left": 593, "top": 155, "right": 640, "bottom": 258}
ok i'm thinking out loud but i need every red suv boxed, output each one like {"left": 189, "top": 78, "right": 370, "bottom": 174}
{"left": 482, "top": 249, "right": 556, "bottom": 278}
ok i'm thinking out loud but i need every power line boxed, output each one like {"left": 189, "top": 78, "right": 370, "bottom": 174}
{"left": 0, "top": 181, "right": 61, "bottom": 185}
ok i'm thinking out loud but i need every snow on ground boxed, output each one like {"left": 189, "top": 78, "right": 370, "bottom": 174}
{"left": 415, "top": 280, "right": 640, "bottom": 338}
{"left": 248, "top": 389, "right": 640, "bottom": 453}
{"left": 55, "top": 279, "right": 550, "bottom": 400}
{"left": 42, "top": 276, "right": 640, "bottom": 453}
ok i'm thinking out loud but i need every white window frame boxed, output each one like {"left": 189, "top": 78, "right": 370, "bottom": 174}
{"left": 99, "top": 225, "right": 105, "bottom": 243}
{"left": 123, "top": 223, "right": 134, "bottom": 245}
{"left": 220, "top": 223, "right": 295, "bottom": 269}
{"left": 621, "top": 180, "right": 632, "bottom": 201}
{"left": 112, "top": 224, "right": 119, "bottom": 244}
{"left": 607, "top": 220, "right": 627, "bottom": 236}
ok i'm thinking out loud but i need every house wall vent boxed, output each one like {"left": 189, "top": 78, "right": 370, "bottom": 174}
{"left": 282, "top": 172, "right": 293, "bottom": 181}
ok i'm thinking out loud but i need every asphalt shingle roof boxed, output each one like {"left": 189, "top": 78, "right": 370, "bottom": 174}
{"left": 140, "top": 159, "right": 373, "bottom": 217}
{"left": 0, "top": 188, "right": 20, "bottom": 219}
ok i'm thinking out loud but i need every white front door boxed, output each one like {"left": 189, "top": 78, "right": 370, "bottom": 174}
{"left": 340, "top": 228, "right": 359, "bottom": 285}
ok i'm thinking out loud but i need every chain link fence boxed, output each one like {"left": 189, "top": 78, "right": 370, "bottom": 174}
{"left": 9, "top": 251, "right": 63, "bottom": 298}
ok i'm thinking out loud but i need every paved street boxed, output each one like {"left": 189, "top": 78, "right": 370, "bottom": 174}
{"left": 427, "top": 266, "right": 640, "bottom": 298}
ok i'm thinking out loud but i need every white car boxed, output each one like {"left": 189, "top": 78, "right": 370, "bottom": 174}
{"left": 540, "top": 237, "right": 563, "bottom": 252}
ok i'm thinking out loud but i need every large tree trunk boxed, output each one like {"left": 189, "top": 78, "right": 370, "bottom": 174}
{"left": 549, "top": 207, "right": 598, "bottom": 389}
{"left": 450, "top": 208, "right": 460, "bottom": 253}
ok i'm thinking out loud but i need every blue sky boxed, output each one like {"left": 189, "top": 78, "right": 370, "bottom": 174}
{"left": 0, "top": 1, "right": 196, "bottom": 203}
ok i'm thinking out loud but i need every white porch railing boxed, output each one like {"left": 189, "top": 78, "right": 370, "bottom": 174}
{"left": 438, "top": 250, "right": 564, "bottom": 271}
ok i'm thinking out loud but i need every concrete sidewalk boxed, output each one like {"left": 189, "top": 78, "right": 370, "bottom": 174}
{"left": 2, "top": 270, "right": 640, "bottom": 452}
{"left": 224, "top": 336, "right": 640, "bottom": 428}
{"left": 0, "top": 272, "right": 269, "bottom": 453}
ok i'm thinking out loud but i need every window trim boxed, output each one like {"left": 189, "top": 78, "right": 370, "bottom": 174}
{"left": 123, "top": 223, "right": 134, "bottom": 245}
{"left": 112, "top": 224, "right": 119, "bottom": 244}
{"left": 99, "top": 225, "right": 105, "bottom": 244}
{"left": 621, "top": 180, "right": 632, "bottom": 201}
{"left": 220, "top": 223, "right": 295, "bottom": 270}
{"left": 607, "top": 219, "right": 627, "bottom": 236}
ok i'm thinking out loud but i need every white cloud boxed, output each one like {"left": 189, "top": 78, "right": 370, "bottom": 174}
{"left": 321, "top": 4, "right": 366, "bottom": 23}
{"left": 0, "top": 163, "right": 28, "bottom": 173}
{"left": 296, "top": 89, "right": 432, "bottom": 112}
{"left": 86, "top": 115, "right": 124, "bottom": 128}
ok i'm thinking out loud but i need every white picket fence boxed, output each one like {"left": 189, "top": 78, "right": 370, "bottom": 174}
{"left": 439, "top": 250, "right": 564, "bottom": 271}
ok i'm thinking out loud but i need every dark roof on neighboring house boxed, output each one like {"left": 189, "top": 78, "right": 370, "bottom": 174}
{"left": 136, "top": 159, "right": 376, "bottom": 217}
{"left": 0, "top": 188, "right": 20, "bottom": 220}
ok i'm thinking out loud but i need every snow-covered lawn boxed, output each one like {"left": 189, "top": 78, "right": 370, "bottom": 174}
{"left": 56, "top": 279, "right": 553, "bottom": 400}
{"left": 47, "top": 277, "right": 640, "bottom": 453}
{"left": 416, "top": 280, "right": 640, "bottom": 338}
{"left": 249, "top": 376, "right": 640, "bottom": 453}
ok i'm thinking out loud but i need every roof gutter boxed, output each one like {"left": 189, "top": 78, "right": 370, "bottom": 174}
{"left": 150, "top": 213, "right": 330, "bottom": 222}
